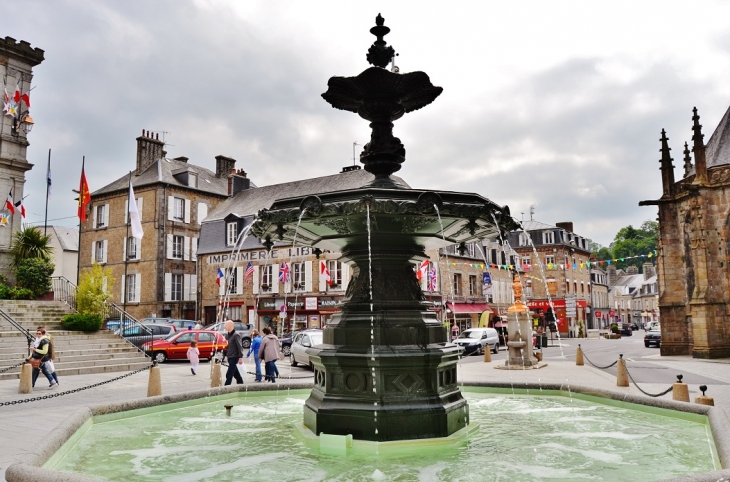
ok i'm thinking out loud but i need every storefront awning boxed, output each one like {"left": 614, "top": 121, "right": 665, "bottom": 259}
{"left": 446, "top": 302, "right": 493, "bottom": 314}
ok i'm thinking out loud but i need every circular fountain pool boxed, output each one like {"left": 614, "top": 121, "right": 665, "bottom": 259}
{"left": 43, "top": 388, "right": 718, "bottom": 481}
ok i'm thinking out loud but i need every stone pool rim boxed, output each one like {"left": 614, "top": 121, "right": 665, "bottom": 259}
{"left": 6, "top": 381, "right": 730, "bottom": 482}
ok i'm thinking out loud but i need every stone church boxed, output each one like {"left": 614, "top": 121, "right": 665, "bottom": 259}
{"left": 640, "top": 106, "right": 730, "bottom": 358}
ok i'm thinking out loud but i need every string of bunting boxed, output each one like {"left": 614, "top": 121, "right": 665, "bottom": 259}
{"left": 447, "top": 250, "right": 659, "bottom": 273}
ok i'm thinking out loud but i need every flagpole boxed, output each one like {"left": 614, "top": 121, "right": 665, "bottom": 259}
{"left": 76, "top": 156, "right": 84, "bottom": 286}
{"left": 123, "top": 171, "right": 131, "bottom": 315}
{"left": 44, "top": 149, "right": 50, "bottom": 236}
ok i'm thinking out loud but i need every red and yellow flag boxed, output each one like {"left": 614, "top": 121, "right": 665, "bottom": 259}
{"left": 78, "top": 167, "right": 91, "bottom": 221}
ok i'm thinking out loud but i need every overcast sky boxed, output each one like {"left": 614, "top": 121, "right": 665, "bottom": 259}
{"left": 4, "top": 0, "right": 730, "bottom": 246}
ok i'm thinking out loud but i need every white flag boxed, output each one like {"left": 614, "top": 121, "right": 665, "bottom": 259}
{"left": 128, "top": 179, "right": 144, "bottom": 239}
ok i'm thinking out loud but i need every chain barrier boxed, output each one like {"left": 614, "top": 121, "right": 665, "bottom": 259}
{"left": 0, "top": 361, "right": 26, "bottom": 374}
{"left": 581, "top": 350, "right": 618, "bottom": 370}
{"left": 0, "top": 364, "right": 153, "bottom": 408}
{"left": 623, "top": 365, "right": 674, "bottom": 398}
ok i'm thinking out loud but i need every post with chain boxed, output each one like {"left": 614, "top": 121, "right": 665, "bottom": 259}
{"left": 672, "top": 374, "right": 689, "bottom": 402}
{"left": 483, "top": 345, "right": 491, "bottom": 363}
{"left": 147, "top": 361, "right": 162, "bottom": 397}
{"left": 211, "top": 357, "right": 223, "bottom": 388}
{"left": 694, "top": 385, "right": 714, "bottom": 406}
{"left": 18, "top": 362, "right": 32, "bottom": 394}
{"left": 616, "top": 354, "right": 629, "bottom": 387}
{"left": 576, "top": 344, "right": 584, "bottom": 366}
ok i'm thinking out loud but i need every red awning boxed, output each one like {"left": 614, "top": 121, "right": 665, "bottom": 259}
{"left": 446, "top": 302, "right": 493, "bottom": 314}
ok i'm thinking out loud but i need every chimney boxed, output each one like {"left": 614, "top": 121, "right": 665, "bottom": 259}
{"left": 626, "top": 265, "right": 639, "bottom": 275}
{"left": 341, "top": 165, "right": 362, "bottom": 173}
{"left": 556, "top": 222, "right": 574, "bottom": 233}
{"left": 174, "top": 156, "right": 188, "bottom": 163}
{"left": 691, "top": 107, "right": 707, "bottom": 183}
{"left": 659, "top": 129, "right": 675, "bottom": 198}
{"left": 215, "top": 155, "right": 236, "bottom": 178}
{"left": 136, "top": 129, "right": 165, "bottom": 175}
{"left": 228, "top": 168, "right": 251, "bottom": 196}
{"left": 607, "top": 264, "right": 617, "bottom": 287}
{"left": 643, "top": 262, "right": 656, "bottom": 280}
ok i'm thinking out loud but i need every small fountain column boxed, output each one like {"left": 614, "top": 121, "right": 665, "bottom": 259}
{"left": 505, "top": 272, "right": 539, "bottom": 368}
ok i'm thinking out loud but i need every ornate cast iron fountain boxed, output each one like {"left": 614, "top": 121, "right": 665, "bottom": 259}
{"left": 252, "top": 15, "right": 520, "bottom": 442}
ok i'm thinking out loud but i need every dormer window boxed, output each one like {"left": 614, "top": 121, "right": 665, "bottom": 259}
{"left": 518, "top": 233, "right": 530, "bottom": 246}
{"left": 542, "top": 231, "right": 554, "bottom": 244}
{"left": 226, "top": 222, "right": 238, "bottom": 247}
{"left": 189, "top": 173, "right": 198, "bottom": 188}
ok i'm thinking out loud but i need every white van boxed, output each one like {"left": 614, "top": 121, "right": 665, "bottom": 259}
{"left": 454, "top": 327, "right": 500, "bottom": 355}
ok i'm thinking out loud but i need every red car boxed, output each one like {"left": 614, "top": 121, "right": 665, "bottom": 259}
{"left": 142, "top": 329, "right": 228, "bottom": 364}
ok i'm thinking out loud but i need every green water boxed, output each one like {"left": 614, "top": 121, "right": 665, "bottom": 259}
{"left": 49, "top": 389, "right": 718, "bottom": 481}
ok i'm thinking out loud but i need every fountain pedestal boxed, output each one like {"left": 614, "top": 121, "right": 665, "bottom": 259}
{"left": 503, "top": 273, "right": 539, "bottom": 368}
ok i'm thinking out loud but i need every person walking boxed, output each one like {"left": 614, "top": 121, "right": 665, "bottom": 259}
{"left": 259, "top": 326, "right": 281, "bottom": 383}
{"left": 224, "top": 320, "right": 244, "bottom": 385}
{"left": 28, "top": 326, "right": 56, "bottom": 389}
{"left": 187, "top": 340, "right": 200, "bottom": 375}
{"left": 246, "top": 330, "right": 263, "bottom": 382}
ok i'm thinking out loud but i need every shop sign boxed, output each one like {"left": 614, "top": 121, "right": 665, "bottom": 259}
{"left": 318, "top": 297, "right": 342, "bottom": 309}
{"left": 207, "top": 246, "right": 311, "bottom": 265}
{"left": 609, "top": 310, "right": 616, "bottom": 317}
{"left": 305, "top": 297, "right": 318, "bottom": 310}
{"left": 594, "top": 310, "right": 602, "bottom": 317}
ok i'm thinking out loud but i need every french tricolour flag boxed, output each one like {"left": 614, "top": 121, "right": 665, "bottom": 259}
{"left": 215, "top": 268, "right": 225, "bottom": 286}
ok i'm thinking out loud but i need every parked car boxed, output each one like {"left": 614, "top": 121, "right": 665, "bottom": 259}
{"left": 142, "top": 329, "right": 227, "bottom": 363}
{"left": 644, "top": 329, "right": 661, "bottom": 348}
{"left": 645, "top": 321, "right": 660, "bottom": 331}
{"left": 120, "top": 323, "right": 176, "bottom": 349}
{"left": 280, "top": 330, "right": 301, "bottom": 356}
{"left": 290, "top": 329, "right": 323, "bottom": 369}
{"left": 453, "top": 328, "right": 500, "bottom": 355}
{"left": 207, "top": 320, "right": 254, "bottom": 349}
{"left": 143, "top": 318, "right": 195, "bottom": 331}
{"left": 619, "top": 323, "right": 633, "bottom": 336}
{"left": 630, "top": 322, "right": 640, "bottom": 331}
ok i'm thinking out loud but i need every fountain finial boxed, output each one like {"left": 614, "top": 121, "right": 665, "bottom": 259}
{"left": 367, "top": 14, "right": 396, "bottom": 68}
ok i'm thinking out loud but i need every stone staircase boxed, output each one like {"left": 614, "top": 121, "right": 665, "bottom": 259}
{"left": 0, "top": 300, "right": 150, "bottom": 381}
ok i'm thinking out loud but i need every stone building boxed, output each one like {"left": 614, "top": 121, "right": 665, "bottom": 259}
{"left": 79, "top": 131, "right": 242, "bottom": 320}
{"left": 589, "top": 266, "right": 609, "bottom": 330}
{"left": 640, "top": 106, "right": 730, "bottom": 358}
{"left": 0, "top": 36, "right": 44, "bottom": 279}
{"left": 507, "top": 220, "right": 592, "bottom": 337}
{"left": 197, "top": 167, "right": 400, "bottom": 332}
{"left": 607, "top": 265, "right": 644, "bottom": 328}
{"left": 45, "top": 226, "right": 78, "bottom": 284}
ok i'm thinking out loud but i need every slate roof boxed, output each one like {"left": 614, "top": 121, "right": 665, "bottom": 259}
{"left": 50, "top": 226, "right": 78, "bottom": 251}
{"left": 706, "top": 105, "right": 730, "bottom": 168}
{"left": 198, "top": 169, "right": 407, "bottom": 255}
{"left": 92, "top": 158, "right": 236, "bottom": 197}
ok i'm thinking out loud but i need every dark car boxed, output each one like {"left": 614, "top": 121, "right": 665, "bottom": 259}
{"left": 619, "top": 323, "right": 633, "bottom": 336}
{"left": 142, "top": 329, "right": 227, "bottom": 364}
{"left": 280, "top": 330, "right": 301, "bottom": 356}
{"left": 630, "top": 323, "right": 640, "bottom": 331}
{"left": 644, "top": 329, "right": 661, "bottom": 348}
{"left": 120, "top": 323, "right": 177, "bottom": 349}
{"left": 208, "top": 320, "right": 254, "bottom": 349}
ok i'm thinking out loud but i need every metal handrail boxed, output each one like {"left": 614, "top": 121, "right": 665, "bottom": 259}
{"left": 0, "top": 308, "right": 34, "bottom": 354}
{"left": 50, "top": 276, "right": 151, "bottom": 359}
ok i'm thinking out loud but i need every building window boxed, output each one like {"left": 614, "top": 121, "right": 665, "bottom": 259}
{"left": 171, "top": 274, "right": 183, "bottom": 301}
{"left": 189, "top": 173, "right": 198, "bottom": 188}
{"left": 467, "top": 243, "right": 475, "bottom": 257}
{"left": 327, "top": 260, "right": 342, "bottom": 290}
{"left": 173, "top": 197, "right": 185, "bottom": 221}
{"left": 566, "top": 281, "right": 570, "bottom": 293}
{"left": 226, "top": 222, "right": 238, "bottom": 247}
{"left": 95, "top": 241, "right": 105, "bottom": 263}
{"left": 469, "top": 275, "right": 477, "bottom": 296}
{"left": 525, "top": 279, "right": 533, "bottom": 298}
{"left": 518, "top": 233, "right": 530, "bottom": 246}
{"left": 127, "top": 237, "right": 138, "bottom": 260}
{"left": 292, "top": 262, "right": 306, "bottom": 291}
{"left": 127, "top": 275, "right": 137, "bottom": 302}
{"left": 545, "top": 255, "right": 555, "bottom": 266}
{"left": 453, "top": 273, "right": 462, "bottom": 296}
{"left": 261, "top": 265, "right": 273, "bottom": 292}
{"left": 542, "top": 231, "right": 554, "bottom": 244}
{"left": 225, "top": 267, "right": 237, "bottom": 294}
{"left": 172, "top": 235, "right": 184, "bottom": 259}
{"left": 96, "top": 205, "right": 106, "bottom": 228}
{"left": 521, "top": 256, "right": 531, "bottom": 270}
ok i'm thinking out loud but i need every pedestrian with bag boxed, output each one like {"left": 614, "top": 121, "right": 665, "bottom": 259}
{"left": 224, "top": 320, "right": 244, "bottom": 385}
{"left": 259, "top": 326, "right": 281, "bottom": 383}
{"left": 27, "top": 326, "right": 57, "bottom": 389}
{"left": 246, "top": 329, "right": 263, "bottom": 382}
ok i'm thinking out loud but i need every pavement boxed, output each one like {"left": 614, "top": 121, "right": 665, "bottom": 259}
{"left": 1, "top": 347, "right": 729, "bottom": 481}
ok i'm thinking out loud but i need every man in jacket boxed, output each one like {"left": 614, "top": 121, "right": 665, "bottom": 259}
{"left": 259, "top": 326, "right": 281, "bottom": 383}
{"left": 224, "top": 320, "right": 244, "bottom": 385}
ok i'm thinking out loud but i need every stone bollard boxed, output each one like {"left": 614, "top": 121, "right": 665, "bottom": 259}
{"left": 694, "top": 385, "right": 715, "bottom": 406}
{"left": 18, "top": 363, "right": 33, "bottom": 394}
{"left": 211, "top": 361, "right": 223, "bottom": 388}
{"left": 672, "top": 374, "right": 689, "bottom": 402}
{"left": 147, "top": 364, "right": 162, "bottom": 397}
{"left": 483, "top": 347, "right": 491, "bottom": 363}
{"left": 616, "top": 354, "right": 629, "bottom": 387}
{"left": 576, "top": 345, "right": 584, "bottom": 366}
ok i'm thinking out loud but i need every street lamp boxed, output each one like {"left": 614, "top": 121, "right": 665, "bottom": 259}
{"left": 10, "top": 106, "right": 33, "bottom": 137}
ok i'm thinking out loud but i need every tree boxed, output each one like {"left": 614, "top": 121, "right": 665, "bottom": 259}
{"left": 15, "top": 258, "right": 55, "bottom": 298}
{"left": 609, "top": 220, "right": 658, "bottom": 273}
{"left": 9, "top": 226, "right": 53, "bottom": 269}
{"left": 76, "top": 263, "right": 115, "bottom": 317}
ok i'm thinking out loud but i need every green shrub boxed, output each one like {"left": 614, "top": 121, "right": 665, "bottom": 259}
{"left": 9, "top": 287, "right": 34, "bottom": 300}
{"left": 0, "top": 284, "right": 10, "bottom": 299}
{"left": 15, "top": 257, "right": 54, "bottom": 298}
{"left": 610, "top": 323, "right": 619, "bottom": 334}
{"left": 61, "top": 313, "right": 103, "bottom": 332}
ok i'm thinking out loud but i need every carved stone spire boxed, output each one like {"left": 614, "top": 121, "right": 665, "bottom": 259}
{"left": 659, "top": 129, "right": 675, "bottom": 197}
{"left": 366, "top": 14, "right": 396, "bottom": 68}
{"left": 692, "top": 107, "right": 708, "bottom": 183}
{"left": 683, "top": 141, "right": 693, "bottom": 178}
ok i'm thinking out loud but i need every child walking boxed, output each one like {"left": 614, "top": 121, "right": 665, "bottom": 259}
{"left": 187, "top": 340, "right": 200, "bottom": 375}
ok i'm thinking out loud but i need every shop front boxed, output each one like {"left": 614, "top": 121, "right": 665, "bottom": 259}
{"left": 528, "top": 299, "right": 588, "bottom": 336}
{"left": 254, "top": 296, "right": 343, "bottom": 334}
{"left": 444, "top": 302, "right": 493, "bottom": 340}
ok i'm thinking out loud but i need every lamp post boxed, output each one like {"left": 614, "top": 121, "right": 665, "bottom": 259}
{"left": 9, "top": 104, "right": 33, "bottom": 137}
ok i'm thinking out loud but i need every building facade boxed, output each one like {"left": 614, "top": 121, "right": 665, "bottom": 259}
{"left": 589, "top": 267, "right": 609, "bottom": 330}
{"left": 640, "top": 106, "right": 730, "bottom": 358}
{"left": 0, "top": 36, "right": 44, "bottom": 280}
{"left": 79, "top": 131, "right": 239, "bottom": 320}
{"left": 46, "top": 226, "right": 78, "bottom": 283}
